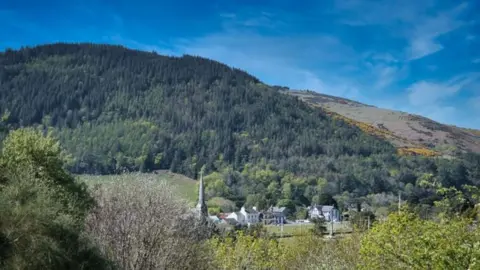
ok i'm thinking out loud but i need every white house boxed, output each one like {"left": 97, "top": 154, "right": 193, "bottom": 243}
{"left": 240, "top": 206, "right": 260, "bottom": 225}
{"left": 226, "top": 206, "right": 260, "bottom": 226}
{"left": 208, "top": 215, "right": 221, "bottom": 224}
{"left": 264, "top": 206, "right": 288, "bottom": 225}
{"left": 308, "top": 205, "right": 341, "bottom": 222}
{"left": 226, "top": 212, "right": 245, "bottom": 224}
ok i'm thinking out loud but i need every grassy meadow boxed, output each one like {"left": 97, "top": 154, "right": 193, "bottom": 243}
{"left": 78, "top": 171, "right": 198, "bottom": 205}
{"left": 266, "top": 222, "right": 352, "bottom": 237}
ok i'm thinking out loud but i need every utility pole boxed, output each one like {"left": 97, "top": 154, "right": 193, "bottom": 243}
{"left": 367, "top": 214, "right": 371, "bottom": 230}
{"left": 330, "top": 216, "right": 334, "bottom": 237}
{"left": 280, "top": 216, "right": 284, "bottom": 238}
{"left": 398, "top": 192, "right": 401, "bottom": 213}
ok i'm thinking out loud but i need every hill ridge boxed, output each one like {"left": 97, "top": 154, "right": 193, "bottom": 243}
{"left": 287, "top": 90, "right": 480, "bottom": 156}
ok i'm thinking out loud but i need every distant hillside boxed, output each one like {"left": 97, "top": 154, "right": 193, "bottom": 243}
{"left": 287, "top": 90, "right": 480, "bottom": 156}
{"left": 0, "top": 43, "right": 395, "bottom": 176}
{"left": 1, "top": 43, "right": 479, "bottom": 213}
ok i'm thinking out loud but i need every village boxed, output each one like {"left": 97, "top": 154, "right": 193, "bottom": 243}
{"left": 207, "top": 204, "right": 341, "bottom": 228}
{"left": 194, "top": 171, "right": 346, "bottom": 236}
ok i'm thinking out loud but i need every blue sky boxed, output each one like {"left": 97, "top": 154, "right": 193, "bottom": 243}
{"left": 1, "top": 0, "right": 479, "bottom": 128}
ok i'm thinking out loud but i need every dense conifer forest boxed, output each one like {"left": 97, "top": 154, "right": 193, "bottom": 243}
{"left": 1, "top": 43, "right": 479, "bottom": 212}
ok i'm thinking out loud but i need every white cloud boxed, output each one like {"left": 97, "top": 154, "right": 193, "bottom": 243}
{"left": 333, "top": 0, "right": 470, "bottom": 61}
{"left": 104, "top": 35, "right": 179, "bottom": 56}
{"left": 466, "top": 34, "right": 476, "bottom": 41}
{"left": 373, "top": 65, "right": 399, "bottom": 90}
{"left": 407, "top": 73, "right": 480, "bottom": 107}
{"left": 361, "top": 52, "right": 407, "bottom": 90}
{"left": 370, "top": 53, "right": 398, "bottom": 63}
{"left": 402, "top": 72, "right": 480, "bottom": 127}
{"left": 407, "top": 38, "right": 444, "bottom": 61}
{"left": 219, "top": 10, "right": 288, "bottom": 31}
{"left": 470, "top": 96, "right": 480, "bottom": 107}
{"left": 407, "top": 3, "right": 468, "bottom": 60}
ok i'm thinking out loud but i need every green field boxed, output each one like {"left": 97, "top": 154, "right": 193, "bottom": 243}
{"left": 266, "top": 222, "right": 352, "bottom": 237}
{"left": 78, "top": 171, "right": 198, "bottom": 204}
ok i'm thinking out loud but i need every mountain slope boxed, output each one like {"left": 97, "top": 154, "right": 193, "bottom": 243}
{"left": 1, "top": 43, "right": 479, "bottom": 213}
{"left": 287, "top": 90, "right": 480, "bottom": 156}
{"left": 0, "top": 43, "right": 395, "bottom": 175}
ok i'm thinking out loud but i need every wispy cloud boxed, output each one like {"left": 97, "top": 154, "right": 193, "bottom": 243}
{"left": 407, "top": 73, "right": 480, "bottom": 106}
{"left": 104, "top": 35, "right": 178, "bottom": 56}
{"left": 218, "top": 10, "right": 288, "bottom": 32}
{"left": 333, "top": 0, "right": 470, "bottom": 61}
{"left": 404, "top": 72, "right": 480, "bottom": 127}
{"left": 466, "top": 34, "right": 476, "bottom": 41}
{"left": 407, "top": 3, "right": 468, "bottom": 60}
{"left": 361, "top": 53, "right": 408, "bottom": 90}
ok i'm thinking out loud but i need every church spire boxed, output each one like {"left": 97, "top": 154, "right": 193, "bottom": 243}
{"left": 196, "top": 167, "right": 208, "bottom": 218}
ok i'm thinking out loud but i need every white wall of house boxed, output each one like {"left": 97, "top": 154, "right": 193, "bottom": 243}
{"left": 309, "top": 206, "right": 341, "bottom": 222}
{"left": 329, "top": 209, "right": 341, "bottom": 222}
{"left": 240, "top": 207, "right": 260, "bottom": 225}
{"left": 310, "top": 208, "right": 321, "bottom": 218}
{"left": 321, "top": 209, "right": 340, "bottom": 222}
{"left": 227, "top": 212, "right": 245, "bottom": 224}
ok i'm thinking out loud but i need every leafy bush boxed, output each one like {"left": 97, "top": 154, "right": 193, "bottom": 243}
{"left": 360, "top": 212, "right": 480, "bottom": 269}
{"left": 207, "top": 231, "right": 287, "bottom": 269}
{"left": 0, "top": 128, "right": 109, "bottom": 269}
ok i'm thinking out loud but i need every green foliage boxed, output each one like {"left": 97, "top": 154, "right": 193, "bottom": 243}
{"left": 310, "top": 217, "right": 327, "bottom": 236}
{"left": 207, "top": 231, "right": 287, "bottom": 269}
{"left": 283, "top": 234, "right": 362, "bottom": 269}
{"left": 360, "top": 212, "right": 480, "bottom": 269}
{"left": 0, "top": 129, "right": 109, "bottom": 269}
{"left": 350, "top": 210, "right": 376, "bottom": 231}
{"left": 203, "top": 171, "right": 230, "bottom": 199}
{"left": 295, "top": 207, "right": 308, "bottom": 219}
{"left": 207, "top": 197, "right": 237, "bottom": 213}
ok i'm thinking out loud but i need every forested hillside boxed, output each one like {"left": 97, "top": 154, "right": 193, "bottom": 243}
{"left": 1, "top": 43, "right": 479, "bottom": 213}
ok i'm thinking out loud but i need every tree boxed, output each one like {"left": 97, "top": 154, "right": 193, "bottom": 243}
{"left": 0, "top": 128, "right": 109, "bottom": 269}
{"left": 350, "top": 210, "right": 376, "bottom": 231}
{"left": 310, "top": 217, "right": 327, "bottom": 236}
{"left": 296, "top": 207, "right": 308, "bottom": 220}
{"left": 282, "top": 182, "right": 292, "bottom": 199}
{"left": 207, "top": 231, "right": 287, "bottom": 269}
{"left": 359, "top": 211, "right": 480, "bottom": 269}
{"left": 85, "top": 174, "right": 215, "bottom": 270}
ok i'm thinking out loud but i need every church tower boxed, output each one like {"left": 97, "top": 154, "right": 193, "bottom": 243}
{"left": 196, "top": 169, "right": 208, "bottom": 218}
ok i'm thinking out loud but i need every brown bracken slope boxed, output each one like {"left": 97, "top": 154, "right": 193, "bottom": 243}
{"left": 285, "top": 90, "right": 480, "bottom": 157}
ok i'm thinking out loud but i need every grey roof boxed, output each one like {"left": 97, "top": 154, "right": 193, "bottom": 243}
{"left": 225, "top": 218, "right": 238, "bottom": 225}
{"left": 309, "top": 205, "right": 335, "bottom": 212}
{"left": 322, "top": 205, "right": 334, "bottom": 212}
{"left": 242, "top": 207, "right": 258, "bottom": 214}
{"left": 271, "top": 206, "right": 286, "bottom": 213}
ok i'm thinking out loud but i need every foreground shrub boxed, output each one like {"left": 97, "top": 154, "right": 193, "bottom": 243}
{"left": 85, "top": 174, "right": 216, "bottom": 270}
{"left": 283, "top": 234, "right": 362, "bottom": 270}
{"left": 207, "top": 231, "right": 287, "bottom": 270}
{"left": 0, "top": 129, "right": 109, "bottom": 269}
{"left": 360, "top": 212, "right": 480, "bottom": 269}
